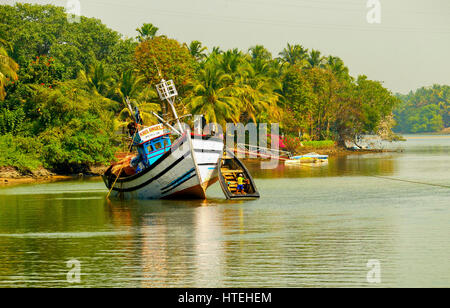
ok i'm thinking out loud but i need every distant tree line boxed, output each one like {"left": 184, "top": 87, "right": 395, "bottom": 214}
{"left": 394, "top": 85, "right": 450, "bottom": 133}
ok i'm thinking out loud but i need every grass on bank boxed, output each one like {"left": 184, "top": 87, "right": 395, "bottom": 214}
{"left": 302, "top": 140, "right": 336, "bottom": 148}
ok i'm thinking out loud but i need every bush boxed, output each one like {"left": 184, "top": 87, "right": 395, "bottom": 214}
{"left": 39, "top": 115, "right": 117, "bottom": 173}
{"left": 0, "top": 134, "right": 42, "bottom": 173}
{"left": 283, "top": 136, "right": 303, "bottom": 153}
{"left": 0, "top": 107, "right": 25, "bottom": 135}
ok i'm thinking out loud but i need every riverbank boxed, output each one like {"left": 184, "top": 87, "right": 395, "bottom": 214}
{"left": 0, "top": 147, "right": 390, "bottom": 186}
{"left": 0, "top": 165, "right": 108, "bottom": 186}
{"left": 293, "top": 146, "right": 389, "bottom": 157}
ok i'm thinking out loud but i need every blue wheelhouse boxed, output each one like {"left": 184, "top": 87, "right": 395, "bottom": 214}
{"left": 143, "top": 134, "right": 172, "bottom": 166}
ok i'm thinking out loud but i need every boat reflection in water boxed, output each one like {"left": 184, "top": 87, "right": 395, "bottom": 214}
{"left": 106, "top": 198, "right": 235, "bottom": 287}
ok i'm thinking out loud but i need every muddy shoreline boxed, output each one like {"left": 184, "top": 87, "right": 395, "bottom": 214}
{"left": 440, "top": 128, "right": 450, "bottom": 134}
{"left": 0, "top": 165, "right": 108, "bottom": 186}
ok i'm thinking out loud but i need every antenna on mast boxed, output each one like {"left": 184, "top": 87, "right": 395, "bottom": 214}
{"left": 156, "top": 79, "right": 184, "bottom": 134}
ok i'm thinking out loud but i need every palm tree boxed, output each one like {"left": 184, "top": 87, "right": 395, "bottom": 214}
{"left": 113, "top": 70, "right": 145, "bottom": 103}
{"left": 136, "top": 23, "right": 159, "bottom": 42}
{"left": 0, "top": 39, "right": 19, "bottom": 101}
{"left": 325, "top": 55, "right": 349, "bottom": 80}
{"left": 79, "top": 62, "right": 113, "bottom": 96}
{"left": 185, "top": 62, "right": 241, "bottom": 128}
{"left": 279, "top": 43, "right": 309, "bottom": 66}
{"left": 187, "top": 40, "right": 208, "bottom": 61}
{"left": 248, "top": 45, "right": 272, "bottom": 62}
{"left": 111, "top": 70, "right": 161, "bottom": 125}
{"left": 270, "top": 58, "right": 290, "bottom": 80}
{"left": 117, "top": 98, "right": 160, "bottom": 126}
{"left": 219, "top": 49, "right": 245, "bottom": 77}
{"left": 210, "top": 47, "right": 223, "bottom": 56}
{"left": 307, "top": 49, "right": 325, "bottom": 68}
{"left": 249, "top": 58, "right": 273, "bottom": 79}
{"left": 248, "top": 45, "right": 280, "bottom": 78}
{"left": 237, "top": 63, "right": 281, "bottom": 123}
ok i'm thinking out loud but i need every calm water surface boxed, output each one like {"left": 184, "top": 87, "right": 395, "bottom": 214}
{"left": 0, "top": 136, "right": 449, "bottom": 287}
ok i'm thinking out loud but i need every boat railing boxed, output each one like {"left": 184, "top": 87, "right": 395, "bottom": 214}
{"left": 234, "top": 143, "right": 292, "bottom": 159}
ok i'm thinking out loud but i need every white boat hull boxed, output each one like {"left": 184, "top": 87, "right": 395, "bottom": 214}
{"left": 191, "top": 135, "right": 224, "bottom": 189}
{"left": 103, "top": 134, "right": 224, "bottom": 200}
{"left": 104, "top": 134, "right": 205, "bottom": 200}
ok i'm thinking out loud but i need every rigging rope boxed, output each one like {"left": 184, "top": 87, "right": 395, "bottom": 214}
{"left": 147, "top": 41, "right": 162, "bottom": 79}
{"left": 371, "top": 175, "right": 450, "bottom": 189}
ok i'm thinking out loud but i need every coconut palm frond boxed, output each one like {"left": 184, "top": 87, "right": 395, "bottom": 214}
{"left": 0, "top": 46, "right": 19, "bottom": 101}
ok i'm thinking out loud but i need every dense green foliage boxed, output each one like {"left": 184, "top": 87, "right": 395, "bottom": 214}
{"left": 0, "top": 38, "right": 19, "bottom": 100}
{"left": 0, "top": 3, "right": 403, "bottom": 173}
{"left": 134, "top": 36, "right": 196, "bottom": 93}
{"left": 0, "top": 4, "right": 136, "bottom": 79}
{"left": 302, "top": 140, "right": 335, "bottom": 148}
{"left": 281, "top": 59, "right": 398, "bottom": 145}
{"left": 395, "top": 85, "right": 449, "bottom": 133}
{"left": 0, "top": 4, "right": 127, "bottom": 172}
{"left": 0, "top": 134, "right": 41, "bottom": 172}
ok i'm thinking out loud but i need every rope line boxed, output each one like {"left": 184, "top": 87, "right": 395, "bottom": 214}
{"left": 371, "top": 176, "right": 450, "bottom": 189}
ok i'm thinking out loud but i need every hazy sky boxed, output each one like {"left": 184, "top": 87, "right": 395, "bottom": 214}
{"left": 1, "top": 0, "right": 449, "bottom": 93}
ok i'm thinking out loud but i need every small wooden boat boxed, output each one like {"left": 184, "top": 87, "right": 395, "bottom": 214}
{"left": 292, "top": 152, "right": 329, "bottom": 160}
{"left": 285, "top": 152, "right": 329, "bottom": 165}
{"left": 218, "top": 152, "right": 260, "bottom": 199}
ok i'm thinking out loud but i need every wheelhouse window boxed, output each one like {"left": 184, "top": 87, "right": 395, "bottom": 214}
{"left": 154, "top": 141, "right": 163, "bottom": 150}
{"left": 163, "top": 138, "right": 170, "bottom": 148}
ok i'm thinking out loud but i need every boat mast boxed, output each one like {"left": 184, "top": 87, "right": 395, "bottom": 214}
{"left": 156, "top": 79, "right": 184, "bottom": 134}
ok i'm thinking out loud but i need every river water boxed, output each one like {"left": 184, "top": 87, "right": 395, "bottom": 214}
{"left": 0, "top": 136, "right": 449, "bottom": 287}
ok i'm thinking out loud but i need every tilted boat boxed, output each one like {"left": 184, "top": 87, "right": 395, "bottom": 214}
{"left": 103, "top": 79, "right": 224, "bottom": 200}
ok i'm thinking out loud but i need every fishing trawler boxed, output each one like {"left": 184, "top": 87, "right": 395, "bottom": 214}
{"left": 103, "top": 79, "right": 224, "bottom": 200}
